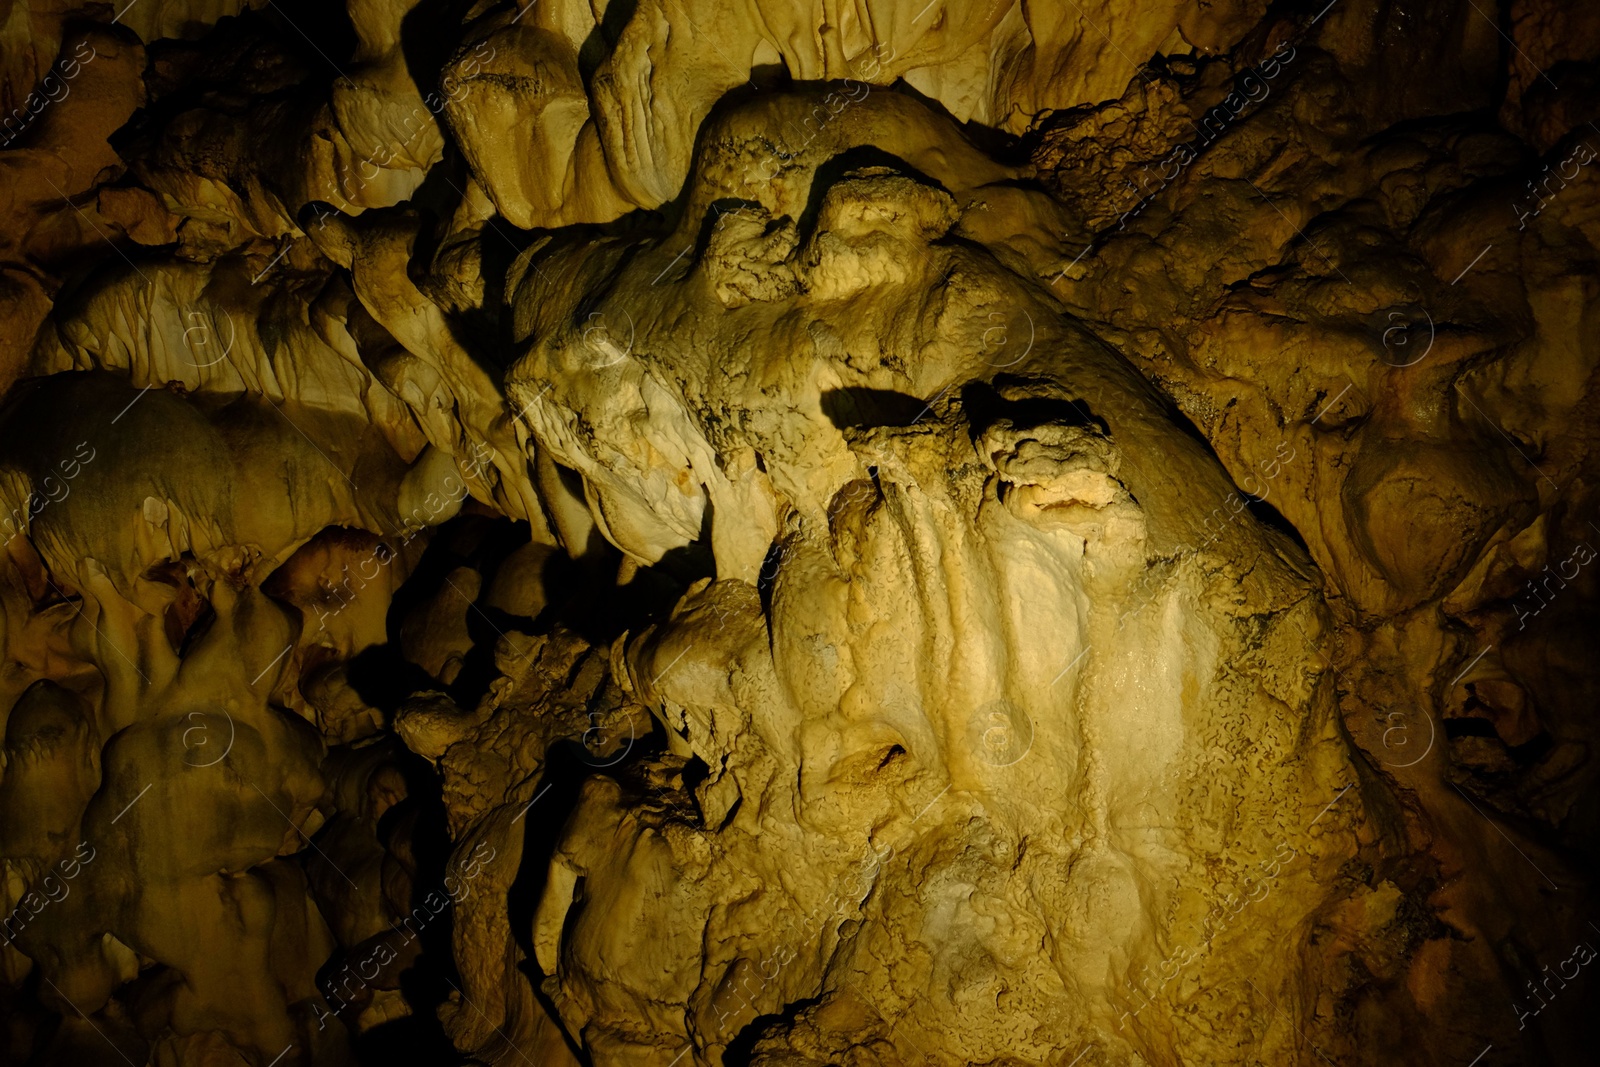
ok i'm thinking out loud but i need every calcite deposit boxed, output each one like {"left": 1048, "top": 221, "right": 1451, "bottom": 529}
{"left": 1, "top": 1, "right": 1597, "bottom": 1065}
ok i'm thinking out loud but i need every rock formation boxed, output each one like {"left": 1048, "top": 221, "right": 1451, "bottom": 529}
{"left": 0, "top": 1, "right": 1597, "bottom": 1065}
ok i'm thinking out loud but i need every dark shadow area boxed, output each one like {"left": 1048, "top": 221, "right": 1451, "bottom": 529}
{"left": 255, "top": 0, "right": 359, "bottom": 85}
{"left": 680, "top": 754, "right": 711, "bottom": 805}
{"left": 796, "top": 143, "right": 951, "bottom": 245}
{"left": 398, "top": 0, "right": 478, "bottom": 108}
{"left": 297, "top": 507, "right": 690, "bottom": 1066}
{"left": 755, "top": 540, "right": 783, "bottom": 621}
{"left": 723, "top": 995, "right": 823, "bottom": 1065}
{"left": 1444, "top": 716, "right": 1508, "bottom": 740}
{"left": 340, "top": 644, "right": 437, "bottom": 717}
{"left": 959, "top": 379, "right": 1110, "bottom": 438}
{"left": 505, "top": 729, "right": 670, "bottom": 1067}
{"left": 535, "top": 542, "right": 702, "bottom": 649}
{"left": 343, "top": 742, "right": 459, "bottom": 1065}
{"left": 820, "top": 387, "right": 926, "bottom": 430}
{"left": 126, "top": 1, "right": 352, "bottom": 123}
{"left": 691, "top": 197, "right": 770, "bottom": 261}
{"left": 578, "top": 0, "right": 640, "bottom": 87}
{"left": 1242, "top": 490, "right": 1310, "bottom": 555}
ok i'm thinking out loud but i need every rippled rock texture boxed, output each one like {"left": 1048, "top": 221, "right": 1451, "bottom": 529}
{"left": 1, "top": 1, "right": 1598, "bottom": 1065}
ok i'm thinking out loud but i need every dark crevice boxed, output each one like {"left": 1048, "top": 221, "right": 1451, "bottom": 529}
{"left": 722, "top": 995, "right": 824, "bottom": 1065}
{"left": 820, "top": 387, "right": 925, "bottom": 430}
{"left": 960, "top": 379, "right": 1110, "bottom": 438}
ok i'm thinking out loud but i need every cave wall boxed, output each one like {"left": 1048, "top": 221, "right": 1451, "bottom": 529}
{"left": 0, "top": 1, "right": 1597, "bottom": 1065}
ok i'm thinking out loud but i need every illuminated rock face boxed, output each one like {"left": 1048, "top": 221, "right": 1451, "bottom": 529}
{"left": 1, "top": 2, "right": 1598, "bottom": 1067}
{"left": 501, "top": 97, "right": 1385, "bottom": 1064}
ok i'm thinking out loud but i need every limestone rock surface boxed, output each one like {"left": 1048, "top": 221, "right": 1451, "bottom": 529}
{"left": 0, "top": 2, "right": 1597, "bottom": 1066}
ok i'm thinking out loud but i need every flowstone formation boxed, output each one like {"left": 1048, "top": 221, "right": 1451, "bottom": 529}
{"left": 0, "top": 1, "right": 1597, "bottom": 1066}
